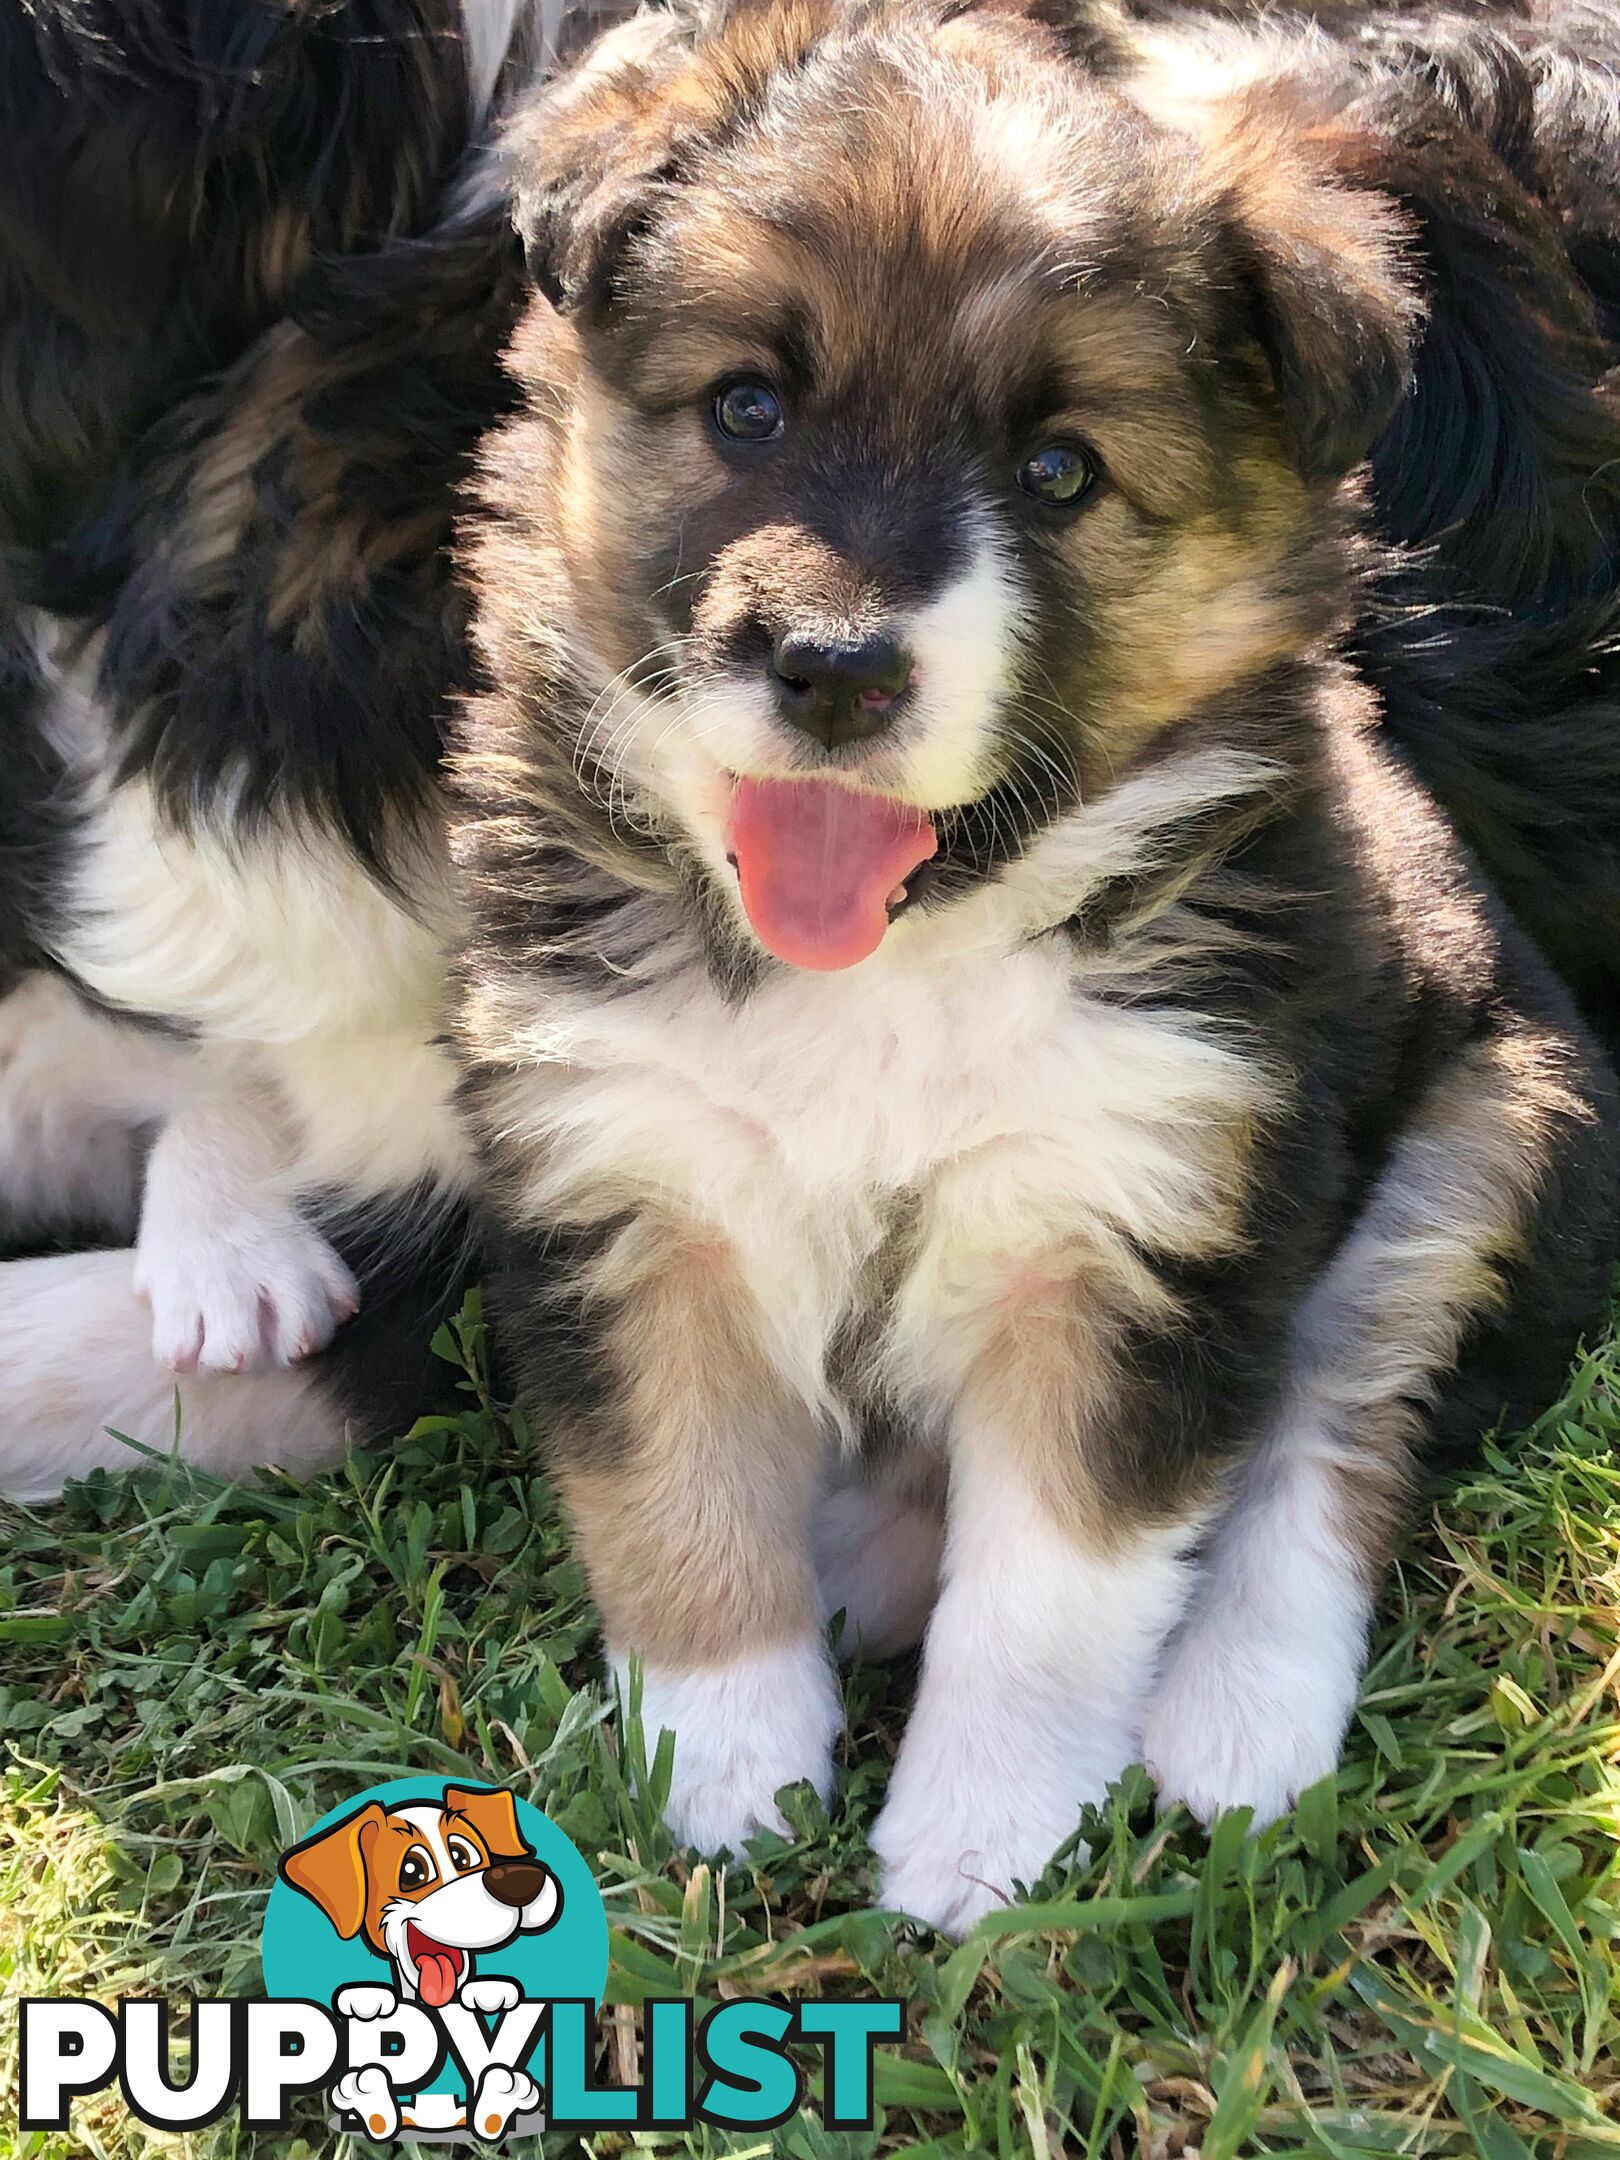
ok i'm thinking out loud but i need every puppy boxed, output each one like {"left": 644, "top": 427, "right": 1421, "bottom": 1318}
{"left": 0, "top": 1, "right": 547, "bottom": 1488}
{"left": 281, "top": 1782, "right": 558, "bottom": 2136}
{"left": 450, "top": 0, "right": 1620, "bottom": 1932}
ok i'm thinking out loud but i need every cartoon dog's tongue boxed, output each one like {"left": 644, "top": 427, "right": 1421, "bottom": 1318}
{"left": 407, "top": 1925, "right": 464, "bottom": 2008}
{"left": 727, "top": 776, "right": 937, "bottom": 970}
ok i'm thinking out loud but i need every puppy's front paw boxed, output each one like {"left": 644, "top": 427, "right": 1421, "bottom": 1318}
{"left": 872, "top": 1780, "right": 1076, "bottom": 1937}
{"left": 332, "top": 2065, "right": 400, "bottom": 2141}
{"left": 621, "top": 1639, "right": 843, "bottom": 1855}
{"left": 471, "top": 2064, "right": 542, "bottom": 2141}
{"left": 871, "top": 1723, "right": 1114, "bottom": 1936}
{"left": 1143, "top": 1622, "right": 1356, "bottom": 1827}
{"left": 134, "top": 1210, "right": 359, "bottom": 1373}
{"left": 458, "top": 1976, "right": 521, "bottom": 2014}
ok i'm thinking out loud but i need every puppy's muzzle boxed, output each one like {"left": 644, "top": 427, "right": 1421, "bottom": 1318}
{"left": 770, "top": 629, "right": 913, "bottom": 751}
{"left": 483, "top": 1860, "right": 550, "bottom": 1908}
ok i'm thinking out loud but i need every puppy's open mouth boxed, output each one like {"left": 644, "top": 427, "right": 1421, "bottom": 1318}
{"left": 405, "top": 1921, "right": 466, "bottom": 2008}
{"left": 724, "top": 774, "right": 937, "bottom": 970}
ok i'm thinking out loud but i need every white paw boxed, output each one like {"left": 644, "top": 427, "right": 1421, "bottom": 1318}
{"left": 619, "top": 1639, "right": 843, "bottom": 1854}
{"left": 471, "top": 2063, "right": 542, "bottom": 2141}
{"left": 334, "top": 1984, "right": 398, "bottom": 2021}
{"left": 872, "top": 1777, "right": 1083, "bottom": 1937}
{"left": 332, "top": 2064, "right": 400, "bottom": 2141}
{"left": 134, "top": 1210, "right": 359, "bottom": 1373}
{"left": 1143, "top": 1621, "right": 1357, "bottom": 1827}
{"left": 458, "top": 1976, "right": 521, "bottom": 2014}
{"left": 872, "top": 1719, "right": 1118, "bottom": 1937}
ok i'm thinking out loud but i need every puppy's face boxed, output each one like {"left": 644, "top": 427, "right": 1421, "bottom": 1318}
{"left": 493, "top": 0, "right": 1414, "bottom": 970}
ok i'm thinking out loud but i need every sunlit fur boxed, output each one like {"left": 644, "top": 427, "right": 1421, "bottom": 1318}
{"left": 453, "top": 0, "right": 1620, "bottom": 1932}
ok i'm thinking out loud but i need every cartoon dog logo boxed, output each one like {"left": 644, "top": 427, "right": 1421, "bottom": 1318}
{"left": 279, "top": 1783, "right": 562, "bottom": 2139}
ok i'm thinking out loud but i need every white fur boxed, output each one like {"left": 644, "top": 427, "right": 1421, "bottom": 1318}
{"left": 1143, "top": 1046, "right": 1532, "bottom": 1824}
{"left": 872, "top": 1431, "right": 1204, "bottom": 1934}
{"left": 494, "top": 769, "right": 1277, "bottom": 1450}
{"left": 0, "top": 972, "right": 189, "bottom": 1241}
{"left": 1144, "top": 1410, "right": 1367, "bottom": 1826}
{"left": 896, "top": 535, "right": 1024, "bottom": 805}
{"left": 32, "top": 618, "right": 452, "bottom": 1049}
{"left": 616, "top": 1639, "right": 844, "bottom": 1853}
{"left": 58, "top": 778, "right": 451, "bottom": 1044}
{"left": 135, "top": 1071, "right": 360, "bottom": 1372}
{"left": 814, "top": 1480, "right": 943, "bottom": 1660}
{"left": 0, "top": 1248, "right": 345, "bottom": 1501}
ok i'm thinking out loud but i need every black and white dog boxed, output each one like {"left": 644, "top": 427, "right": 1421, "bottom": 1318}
{"left": 0, "top": 0, "right": 551, "bottom": 1490}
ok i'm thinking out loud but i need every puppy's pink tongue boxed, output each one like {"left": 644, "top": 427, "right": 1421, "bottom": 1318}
{"left": 727, "top": 776, "right": 936, "bottom": 970}
{"left": 416, "top": 1951, "right": 460, "bottom": 2008}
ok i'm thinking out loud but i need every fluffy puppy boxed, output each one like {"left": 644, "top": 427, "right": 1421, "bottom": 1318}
{"left": 451, "top": 0, "right": 1620, "bottom": 1932}
{"left": 0, "top": 3, "right": 541, "bottom": 1486}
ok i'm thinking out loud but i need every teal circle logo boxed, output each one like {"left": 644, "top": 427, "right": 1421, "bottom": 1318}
{"left": 261, "top": 1779, "right": 607, "bottom": 2141}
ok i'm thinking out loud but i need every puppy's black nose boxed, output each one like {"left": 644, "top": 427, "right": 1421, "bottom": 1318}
{"left": 483, "top": 1860, "right": 548, "bottom": 1909}
{"left": 770, "top": 631, "right": 912, "bottom": 749}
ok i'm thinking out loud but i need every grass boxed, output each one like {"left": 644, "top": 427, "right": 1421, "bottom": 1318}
{"left": 2, "top": 1295, "right": 1619, "bottom": 2160}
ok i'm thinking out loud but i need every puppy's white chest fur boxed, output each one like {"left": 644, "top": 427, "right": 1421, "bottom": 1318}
{"left": 34, "top": 615, "right": 450, "bottom": 1044}
{"left": 507, "top": 906, "right": 1268, "bottom": 1419}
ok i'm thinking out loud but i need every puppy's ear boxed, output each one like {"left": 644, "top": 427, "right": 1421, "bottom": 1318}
{"left": 511, "top": 0, "right": 836, "bottom": 320}
{"left": 1217, "top": 131, "right": 1421, "bottom": 483}
{"left": 279, "top": 1804, "right": 386, "bottom": 1940}
{"left": 509, "top": 9, "right": 710, "bottom": 320}
{"left": 444, "top": 1784, "right": 532, "bottom": 1862}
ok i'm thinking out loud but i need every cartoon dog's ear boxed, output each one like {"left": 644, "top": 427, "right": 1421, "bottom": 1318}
{"left": 279, "top": 1803, "right": 386, "bottom": 1939}
{"left": 1216, "top": 128, "right": 1421, "bottom": 483}
{"left": 444, "top": 1785, "right": 532, "bottom": 1862}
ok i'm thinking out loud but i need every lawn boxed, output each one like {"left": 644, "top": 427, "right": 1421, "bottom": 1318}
{"left": 2, "top": 1295, "right": 1618, "bottom": 2160}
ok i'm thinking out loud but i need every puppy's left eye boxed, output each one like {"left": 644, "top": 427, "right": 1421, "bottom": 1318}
{"left": 447, "top": 1838, "right": 480, "bottom": 1872}
{"left": 1018, "top": 440, "right": 1100, "bottom": 508}
{"left": 712, "top": 378, "right": 785, "bottom": 444}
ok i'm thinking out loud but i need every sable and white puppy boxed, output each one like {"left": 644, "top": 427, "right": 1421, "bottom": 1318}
{"left": 281, "top": 1784, "right": 558, "bottom": 2138}
{"left": 451, "top": 0, "right": 1620, "bottom": 1933}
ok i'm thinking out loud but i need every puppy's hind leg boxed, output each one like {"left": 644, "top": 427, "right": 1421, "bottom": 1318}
{"left": 0, "top": 1247, "right": 347, "bottom": 1501}
{"left": 1145, "top": 1021, "right": 1618, "bottom": 1826}
{"left": 0, "top": 972, "right": 188, "bottom": 1248}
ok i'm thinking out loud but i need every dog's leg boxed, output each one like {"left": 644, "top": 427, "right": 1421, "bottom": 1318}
{"left": 134, "top": 1058, "right": 360, "bottom": 1373}
{"left": 871, "top": 1413, "right": 1207, "bottom": 1935}
{"left": 0, "top": 1247, "right": 346, "bottom": 1500}
{"left": 1145, "top": 1024, "right": 1614, "bottom": 1824}
{"left": 0, "top": 971, "right": 188, "bottom": 1246}
{"left": 501, "top": 1215, "right": 841, "bottom": 1854}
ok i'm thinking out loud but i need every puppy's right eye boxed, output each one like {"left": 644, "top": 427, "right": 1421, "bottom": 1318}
{"left": 712, "top": 379, "right": 785, "bottom": 444}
